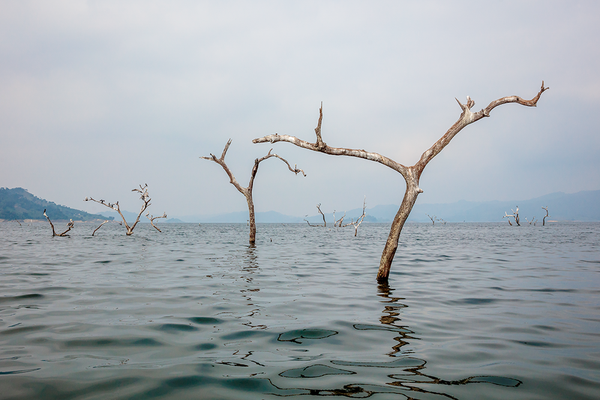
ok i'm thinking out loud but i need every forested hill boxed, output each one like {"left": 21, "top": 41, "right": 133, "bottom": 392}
{"left": 0, "top": 187, "right": 111, "bottom": 221}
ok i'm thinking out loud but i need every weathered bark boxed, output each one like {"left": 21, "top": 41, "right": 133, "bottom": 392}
{"left": 253, "top": 82, "right": 548, "bottom": 281}
{"left": 542, "top": 206, "right": 549, "bottom": 226}
{"left": 85, "top": 184, "right": 153, "bottom": 235}
{"left": 146, "top": 212, "right": 167, "bottom": 232}
{"left": 43, "top": 209, "right": 74, "bottom": 236}
{"left": 201, "top": 139, "right": 305, "bottom": 244}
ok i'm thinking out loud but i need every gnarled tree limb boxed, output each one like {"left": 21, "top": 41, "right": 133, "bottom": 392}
{"left": 146, "top": 212, "right": 167, "bottom": 232}
{"left": 201, "top": 139, "right": 305, "bottom": 244}
{"left": 253, "top": 82, "right": 548, "bottom": 281}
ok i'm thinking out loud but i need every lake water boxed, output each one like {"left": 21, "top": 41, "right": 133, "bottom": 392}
{"left": 1, "top": 221, "right": 599, "bottom": 399}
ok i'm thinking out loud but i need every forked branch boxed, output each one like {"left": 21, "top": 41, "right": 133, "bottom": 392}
{"left": 146, "top": 212, "right": 167, "bottom": 232}
{"left": 43, "top": 209, "right": 74, "bottom": 237}
{"left": 85, "top": 183, "right": 154, "bottom": 235}
{"left": 201, "top": 139, "right": 305, "bottom": 244}
{"left": 253, "top": 82, "right": 548, "bottom": 281}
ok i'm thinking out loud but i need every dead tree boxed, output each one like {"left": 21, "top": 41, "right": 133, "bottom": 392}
{"left": 305, "top": 203, "right": 327, "bottom": 227}
{"left": 92, "top": 220, "right": 109, "bottom": 236}
{"left": 43, "top": 209, "right": 74, "bottom": 236}
{"left": 253, "top": 82, "right": 548, "bottom": 282}
{"left": 146, "top": 212, "right": 167, "bottom": 232}
{"left": 201, "top": 139, "right": 305, "bottom": 244}
{"left": 503, "top": 206, "right": 521, "bottom": 226}
{"left": 542, "top": 206, "right": 550, "bottom": 226}
{"left": 333, "top": 210, "right": 346, "bottom": 227}
{"left": 427, "top": 214, "right": 436, "bottom": 225}
{"left": 343, "top": 197, "right": 367, "bottom": 236}
{"left": 85, "top": 184, "right": 152, "bottom": 236}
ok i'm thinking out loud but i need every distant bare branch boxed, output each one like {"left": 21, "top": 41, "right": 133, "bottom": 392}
{"left": 85, "top": 183, "right": 154, "bottom": 235}
{"left": 43, "top": 209, "right": 74, "bottom": 237}
{"left": 542, "top": 206, "right": 550, "bottom": 226}
{"left": 92, "top": 220, "right": 109, "bottom": 236}
{"left": 146, "top": 212, "right": 167, "bottom": 232}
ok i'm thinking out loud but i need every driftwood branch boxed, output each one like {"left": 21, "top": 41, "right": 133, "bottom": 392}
{"left": 85, "top": 183, "right": 153, "bottom": 235}
{"left": 43, "top": 209, "right": 74, "bottom": 237}
{"left": 146, "top": 212, "right": 167, "bottom": 232}
{"left": 201, "top": 139, "right": 304, "bottom": 244}
{"left": 253, "top": 82, "right": 548, "bottom": 281}
{"left": 427, "top": 214, "right": 435, "bottom": 225}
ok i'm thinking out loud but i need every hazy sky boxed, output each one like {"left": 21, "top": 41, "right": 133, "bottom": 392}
{"left": 1, "top": 1, "right": 599, "bottom": 218}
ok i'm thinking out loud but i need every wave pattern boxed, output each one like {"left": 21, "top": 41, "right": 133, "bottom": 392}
{"left": 1, "top": 222, "right": 599, "bottom": 399}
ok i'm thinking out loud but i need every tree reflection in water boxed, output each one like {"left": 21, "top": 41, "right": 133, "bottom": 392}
{"left": 268, "top": 282, "right": 521, "bottom": 399}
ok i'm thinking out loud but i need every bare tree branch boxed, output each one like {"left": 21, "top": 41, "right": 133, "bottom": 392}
{"left": 43, "top": 209, "right": 74, "bottom": 237}
{"left": 92, "top": 220, "right": 109, "bottom": 236}
{"left": 85, "top": 183, "right": 154, "bottom": 235}
{"left": 542, "top": 206, "right": 550, "bottom": 226}
{"left": 253, "top": 82, "right": 548, "bottom": 281}
{"left": 201, "top": 139, "right": 304, "bottom": 244}
{"left": 304, "top": 203, "right": 328, "bottom": 227}
{"left": 146, "top": 212, "right": 167, "bottom": 232}
{"left": 350, "top": 197, "right": 367, "bottom": 236}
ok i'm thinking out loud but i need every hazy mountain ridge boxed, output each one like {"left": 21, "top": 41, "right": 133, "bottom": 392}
{"left": 179, "top": 190, "right": 600, "bottom": 223}
{"left": 0, "top": 187, "right": 110, "bottom": 221}
{"left": 2, "top": 187, "right": 598, "bottom": 223}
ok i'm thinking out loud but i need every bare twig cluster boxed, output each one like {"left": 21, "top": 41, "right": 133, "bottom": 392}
{"left": 85, "top": 184, "right": 159, "bottom": 236}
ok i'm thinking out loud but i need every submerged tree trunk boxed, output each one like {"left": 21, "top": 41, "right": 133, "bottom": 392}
{"left": 253, "top": 83, "right": 549, "bottom": 282}
{"left": 542, "top": 206, "right": 550, "bottom": 226}
{"left": 202, "top": 139, "right": 305, "bottom": 245}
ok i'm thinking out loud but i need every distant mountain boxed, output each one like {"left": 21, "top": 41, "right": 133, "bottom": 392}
{"left": 0, "top": 187, "right": 111, "bottom": 221}
{"left": 371, "top": 190, "right": 600, "bottom": 222}
{"left": 181, "top": 190, "right": 600, "bottom": 223}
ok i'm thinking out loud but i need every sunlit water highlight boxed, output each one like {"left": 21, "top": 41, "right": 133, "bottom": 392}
{"left": 1, "top": 222, "right": 599, "bottom": 399}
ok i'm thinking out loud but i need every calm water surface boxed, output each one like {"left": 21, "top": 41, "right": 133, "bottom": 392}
{"left": 1, "top": 222, "right": 599, "bottom": 399}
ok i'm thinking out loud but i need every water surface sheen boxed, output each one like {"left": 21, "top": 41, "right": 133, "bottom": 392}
{"left": 1, "top": 222, "right": 599, "bottom": 399}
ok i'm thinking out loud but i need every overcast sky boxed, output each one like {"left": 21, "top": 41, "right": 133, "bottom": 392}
{"left": 1, "top": 0, "right": 599, "bottom": 218}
